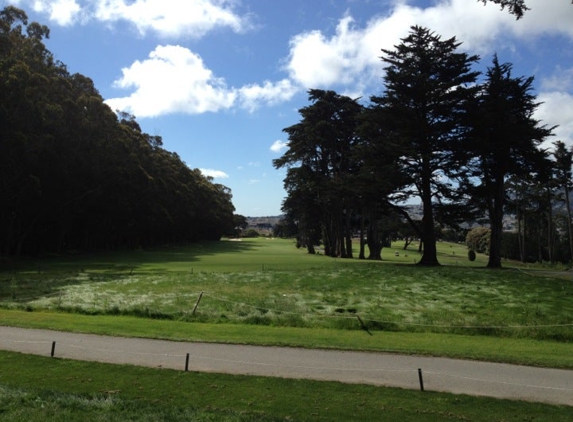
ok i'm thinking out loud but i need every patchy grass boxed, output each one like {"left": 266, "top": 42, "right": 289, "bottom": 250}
{"left": 0, "top": 350, "right": 571, "bottom": 421}
{"left": 2, "top": 241, "right": 572, "bottom": 342}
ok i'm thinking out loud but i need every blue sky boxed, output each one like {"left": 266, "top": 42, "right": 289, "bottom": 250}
{"left": 4, "top": 0, "right": 573, "bottom": 216}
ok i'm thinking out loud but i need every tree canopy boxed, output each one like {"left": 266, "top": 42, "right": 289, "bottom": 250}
{"left": 0, "top": 7, "right": 236, "bottom": 257}
{"left": 275, "top": 25, "right": 564, "bottom": 267}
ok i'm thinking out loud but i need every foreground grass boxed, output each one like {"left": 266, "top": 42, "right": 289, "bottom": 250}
{"left": 0, "top": 350, "right": 570, "bottom": 421}
{"left": 1, "top": 309, "right": 572, "bottom": 369}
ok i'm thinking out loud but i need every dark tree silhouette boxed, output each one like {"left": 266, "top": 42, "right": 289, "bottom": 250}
{"left": 372, "top": 26, "right": 480, "bottom": 266}
{"left": 467, "top": 55, "right": 552, "bottom": 268}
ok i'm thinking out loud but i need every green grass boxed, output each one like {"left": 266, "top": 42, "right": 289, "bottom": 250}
{"left": 1, "top": 239, "right": 573, "bottom": 419}
{"left": 1, "top": 309, "right": 571, "bottom": 368}
{"left": 0, "top": 350, "right": 571, "bottom": 421}
{"left": 2, "top": 239, "right": 572, "bottom": 342}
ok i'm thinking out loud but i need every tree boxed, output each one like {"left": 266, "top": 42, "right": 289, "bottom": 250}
{"left": 552, "top": 140, "right": 573, "bottom": 262}
{"left": 372, "top": 26, "right": 480, "bottom": 266}
{"left": 468, "top": 56, "right": 552, "bottom": 268}
{"left": 479, "top": 0, "right": 573, "bottom": 20}
{"left": 478, "top": 0, "right": 529, "bottom": 19}
{"left": 0, "top": 6, "right": 237, "bottom": 256}
{"left": 274, "top": 89, "right": 363, "bottom": 258}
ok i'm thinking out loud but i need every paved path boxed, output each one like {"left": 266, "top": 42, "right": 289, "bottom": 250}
{"left": 1, "top": 326, "right": 572, "bottom": 406}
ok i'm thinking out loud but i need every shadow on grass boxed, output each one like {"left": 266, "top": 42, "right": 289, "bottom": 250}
{"left": 0, "top": 240, "right": 260, "bottom": 301}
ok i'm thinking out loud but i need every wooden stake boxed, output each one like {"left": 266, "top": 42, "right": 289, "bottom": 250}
{"left": 192, "top": 292, "right": 203, "bottom": 315}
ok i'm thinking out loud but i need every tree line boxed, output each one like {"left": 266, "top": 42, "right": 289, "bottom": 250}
{"left": 274, "top": 25, "right": 572, "bottom": 268}
{"left": 0, "top": 7, "right": 238, "bottom": 257}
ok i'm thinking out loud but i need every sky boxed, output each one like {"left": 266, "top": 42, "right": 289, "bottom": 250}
{"left": 3, "top": 0, "right": 573, "bottom": 216}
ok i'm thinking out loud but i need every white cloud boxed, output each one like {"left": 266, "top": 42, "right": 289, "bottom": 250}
{"left": 238, "top": 79, "right": 298, "bottom": 112}
{"left": 105, "top": 45, "right": 300, "bottom": 117}
{"left": 9, "top": 0, "right": 250, "bottom": 37}
{"left": 537, "top": 91, "right": 573, "bottom": 148}
{"left": 512, "top": 0, "right": 573, "bottom": 39}
{"left": 199, "top": 168, "right": 229, "bottom": 179}
{"left": 270, "top": 140, "right": 288, "bottom": 153}
{"left": 106, "top": 45, "right": 237, "bottom": 117}
{"left": 286, "top": 14, "right": 380, "bottom": 89}
{"left": 27, "top": 0, "right": 81, "bottom": 25}
{"left": 284, "top": 0, "right": 573, "bottom": 91}
{"left": 537, "top": 66, "right": 573, "bottom": 148}
{"left": 541, "top": 67, "right": 573, "bottom": 92}
{"left": 93, "top": 0, "right": 250, "bottom": 38}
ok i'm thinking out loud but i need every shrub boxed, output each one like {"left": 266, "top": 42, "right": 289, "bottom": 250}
{"left": 466, "top": 227, "right": 490, "bottom": 254}
{"left": 468, "top": 249, "right": 476, "bottom": 262}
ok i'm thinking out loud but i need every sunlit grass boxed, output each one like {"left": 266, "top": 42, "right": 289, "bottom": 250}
{"left": 2, "top": 238, "right": 573, "bottom": 341}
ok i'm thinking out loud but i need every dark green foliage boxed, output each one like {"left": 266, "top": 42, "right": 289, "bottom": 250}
{"left": 0, "top": 8, "right": 235, "bottom": 257}
{"left": 467, "top": 56, "right": 552, "bottom": 268}
{"left": 274, "top": 89, "right": 364, "bottom": 258}
{"left": 371, "top": 26, "right": 480, "bottom": 266}
{"left": 243, "top": 229, "right": 260, "bottom": 238}
{"left": 478, "top": 0, "right": 529, "bottom": 19}
{"left": 468, "top": 249, "right": 477, "bottom": 262}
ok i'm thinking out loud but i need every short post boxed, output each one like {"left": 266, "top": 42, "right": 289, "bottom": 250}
{"left": 185, "top": 353, "right": 190, "bottom": 372}
{"left": 192, "top": 292, "right": 203, "bottom": 315}
{"left": 418, "top": 368, "right": 424, "bottom": 391}
{"left": 51, "top": 341, "right": 56, "bottom": 357}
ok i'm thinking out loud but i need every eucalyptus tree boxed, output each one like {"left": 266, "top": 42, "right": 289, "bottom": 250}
{"left": 0, "top": 6, "right": 237, "bottom": 256}
{"left": 371, "top": 26, "right": 480, "bottom": 266}
{"left": 274, "top": 89, "right": 363, "bottom": 258}
{"left": 468, "top": 56, "right": 552, "bottom": 268}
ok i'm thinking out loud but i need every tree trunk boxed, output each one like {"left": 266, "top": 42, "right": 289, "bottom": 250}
{"left": 344, "top": 211, "right": 353, "bottom": 259}
{"left": 487, "top": 176, "right": 504, "bottom": 268}
{"left": 565, "top": 187, "right": 573, "bottom": 262}
{"left": 366, "top": 209, "right": 383, "bottom": 260}
{"left": 359, "top": 210, "right": 366, "bottom": 259}
{"left": 418, "top": 167, "right": 439, "bottom": 266}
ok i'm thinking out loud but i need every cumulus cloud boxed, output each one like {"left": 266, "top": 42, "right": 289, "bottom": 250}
{"left": 105, "top": 45, "right": 301, "bottom": 117}
{"left": 270, "top": 140, "right": 288, "bottom": 153}
{"left": 284, "top": 0, "right": 573, "bottom": 91}
{"left": 199, "top": 168, "right": 229, "bottom": 179}
{"left": 106, "top": 45, "right": 237, "bottom": 117}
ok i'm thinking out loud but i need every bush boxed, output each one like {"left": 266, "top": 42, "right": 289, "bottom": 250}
{"left": 242, "top": 228, "right": 260, "bottom": 238}
{"left": 466, "top": 227, "right": 490, "bottom": 254}
{"left": 468, "top": 249, "right": 476, "bottom": 262}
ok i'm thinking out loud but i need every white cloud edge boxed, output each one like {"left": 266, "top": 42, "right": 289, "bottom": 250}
{"left": 9, "top": 0, "right": 252, "bottom": 35}
{"left": 199, "top": 168, "right": 229, "bottom": 179}
{"left": 270, "top": 140, "right": 288, "bottom": 153}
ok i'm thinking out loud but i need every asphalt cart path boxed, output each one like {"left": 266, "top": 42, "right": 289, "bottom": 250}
{"left": 1, "top": 326, "right": 572, "bottom": 406}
